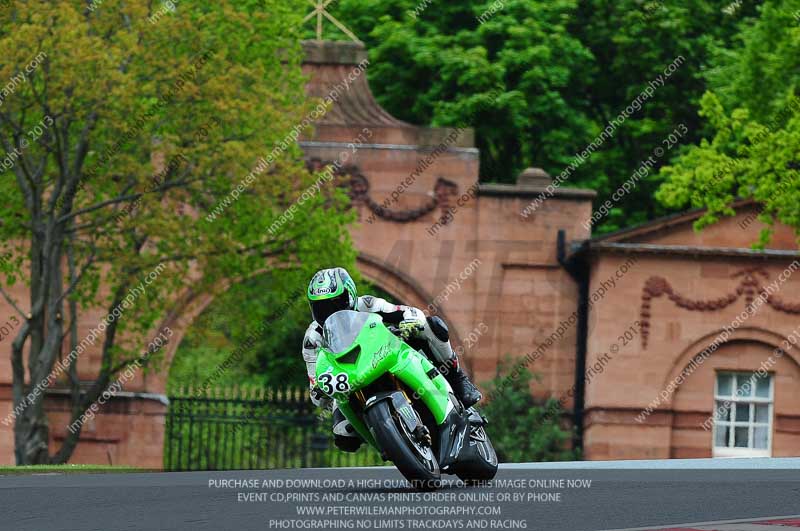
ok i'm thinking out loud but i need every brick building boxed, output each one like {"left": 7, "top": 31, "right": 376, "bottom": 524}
{"left": 0, "top": 40, "right": 797, "bottom": 466}
{"left": 577, "top": 204, "right": 800, "bottom": 459}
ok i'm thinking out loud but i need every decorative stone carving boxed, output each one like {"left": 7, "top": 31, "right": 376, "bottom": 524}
{"left": 639, "top": 266, "right": 800, "bottom": 348}
{"left": 305, "top": 158, "right": 459, "bottom": 223}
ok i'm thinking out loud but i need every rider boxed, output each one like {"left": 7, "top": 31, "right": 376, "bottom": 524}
{"left": 302, "top": 267, "right": 482, "bottom": 451}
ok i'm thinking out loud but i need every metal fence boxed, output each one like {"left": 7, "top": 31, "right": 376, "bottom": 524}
{"left": 164, "top": 386, "right": 383, "bottom": 471}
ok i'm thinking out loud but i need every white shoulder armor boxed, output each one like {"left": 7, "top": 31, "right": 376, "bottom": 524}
{"left": 357, "top": 295, "right": 401, "bottom": 314}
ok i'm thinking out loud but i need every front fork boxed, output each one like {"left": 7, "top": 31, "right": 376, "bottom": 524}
{"left": 335, "top": 371, "right": 436, "bottom": 453}
{"left": 336, "top": 348, "right": 460, "bottom": 457}
{"left": 339, "top": 356, "right": 462, "bottom": 467}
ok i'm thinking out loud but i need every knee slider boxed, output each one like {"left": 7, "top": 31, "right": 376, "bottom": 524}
{"left": 427, "top": 316, "right": 449, "bottom": 342}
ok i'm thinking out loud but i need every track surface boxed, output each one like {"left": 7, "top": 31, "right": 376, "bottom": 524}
{"left": 1, "top": 459, "right": 799, "bottom": 531}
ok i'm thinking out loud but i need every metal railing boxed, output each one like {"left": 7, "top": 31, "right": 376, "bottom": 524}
{"left": 164, "top": 386, "right": 383, "bottom": 471}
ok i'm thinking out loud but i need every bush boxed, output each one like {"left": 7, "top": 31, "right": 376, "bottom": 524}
{"left": 481, "top": 362, "right": 578, "bottom": 463}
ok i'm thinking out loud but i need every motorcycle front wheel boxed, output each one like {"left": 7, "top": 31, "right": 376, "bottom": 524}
{"left": 364, "top": 400, "right": 440, "bottom": 490}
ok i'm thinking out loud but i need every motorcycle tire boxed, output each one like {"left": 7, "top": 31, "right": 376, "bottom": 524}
{"left": 364, "top": 400, "right": 440, "bottom": 490}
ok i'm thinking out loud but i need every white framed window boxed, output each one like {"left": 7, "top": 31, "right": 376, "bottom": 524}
{"left": 712, "top": 371, "right": 773, "bottom": 458}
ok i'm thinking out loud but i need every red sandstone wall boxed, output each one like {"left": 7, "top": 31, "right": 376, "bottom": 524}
{"left": 625, "top": 204, "right": 798, "bottom": 250}
{"left": 471, "top": 193, "right": 592, "bottom": 404}
{"left": 669, "top": 341, "right": 800, "bottom": 459}
{"left": 301, "top": 136, "right": 594, "bottom": 405}
{"left": 584, "top": 243, "right": 800, "bottom": 460}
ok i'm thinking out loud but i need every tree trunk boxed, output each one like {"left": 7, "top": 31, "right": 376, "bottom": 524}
{"left": 49, "top": 285, "right": 124, "bottom": 464}
{"left": 12, "top": 208, "right": 67, "bottom": 464}
{"left": 14, "top": 400, "right": 50, "bottom": 465}
{"left": 17, "top": 228, "right": 47, "bottom": 465}
{"left": 9, "top": 320, "right": 50, "bottom": 465}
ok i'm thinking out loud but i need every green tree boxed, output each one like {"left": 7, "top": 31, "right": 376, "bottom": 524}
{"left": 0, "top": 1, "right": 355, "bottom": 464}
{"left": 314, "top": 0, "right": 760, "bottom": 232}
{"left": 569, "top": 0, "right": 764, "bottom": 231}
{"left": 321, "top": 0, "right": 596, "bottom": 184}
{"left": 656, "top": 0, "right": 800, "bottom": 243}
{"left": 482, "top": 362, "right": 576, "bottom": 462}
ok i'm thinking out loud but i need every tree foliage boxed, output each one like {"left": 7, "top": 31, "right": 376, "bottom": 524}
{"left": 312, "top": 0, "right": 761, "bottom": 232}
{"left": 481, "top": 362, "right": 577, "bottom": 463}
{"left": 656, "top": 0, "right": 800, "bottom": 243}
{"left": 0, "top": 0, "right": 355, "bottom": 464}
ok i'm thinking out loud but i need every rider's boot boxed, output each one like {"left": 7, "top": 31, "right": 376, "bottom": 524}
{"left": 444, "top": 362, "right": 482, "bottom": 409}
{"left": 332, "top": 407, "right": 362, "bottom": 452}
{"left": 422, "top": 316, "right": 482, "bottom": 409}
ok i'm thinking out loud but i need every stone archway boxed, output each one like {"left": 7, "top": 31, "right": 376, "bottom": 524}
{"left": 357, "top": 253, "right": 463, "bottom": 349}
{"left": 146, "top": 289, "right": 216, "bottom": 396}
{"left": 147, "top": 256, "right": 465, "bottom": 397}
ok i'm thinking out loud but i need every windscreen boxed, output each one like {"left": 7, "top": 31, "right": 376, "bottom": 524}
{"left": 322, "top": 310, "right": 371, "bottom": 353}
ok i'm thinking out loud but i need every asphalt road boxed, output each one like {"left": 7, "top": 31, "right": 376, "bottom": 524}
{"left": 1, "top": 459, "right": 799, "bottom": 531}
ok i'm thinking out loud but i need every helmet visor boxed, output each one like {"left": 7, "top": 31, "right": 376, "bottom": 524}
{"left": 310, "top": 291, "right": 352, "bottom": 325}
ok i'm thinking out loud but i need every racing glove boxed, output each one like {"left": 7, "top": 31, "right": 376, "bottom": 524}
{"left": 310, "top": 385, "right": 332, "bottom": 409}
{"left": 398, "top": 308, "right": 426, "bottom": 340}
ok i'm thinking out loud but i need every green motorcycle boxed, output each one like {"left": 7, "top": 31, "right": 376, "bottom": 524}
{"left": 315, "top": 310, "right": 498, "bottom": 488}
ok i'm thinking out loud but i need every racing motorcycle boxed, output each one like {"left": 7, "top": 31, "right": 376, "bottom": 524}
{"left": 315, "top": 310, "right": 498, "bottom": 489}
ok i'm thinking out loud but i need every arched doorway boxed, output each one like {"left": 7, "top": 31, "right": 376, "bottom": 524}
{"left": 156, "top": 262, "right": 449, "bottom": 470}
{"left": 161, "top": 262, "right": 433, "bottom": 394}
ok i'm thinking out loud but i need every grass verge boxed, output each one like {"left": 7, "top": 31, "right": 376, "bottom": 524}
{"left": 0, "top": 464, "right": 158, "bottom": 475}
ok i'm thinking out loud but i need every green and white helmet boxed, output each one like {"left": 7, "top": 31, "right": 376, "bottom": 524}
{"left": 307, "top": 267, "right": 358, "bottom": 324}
